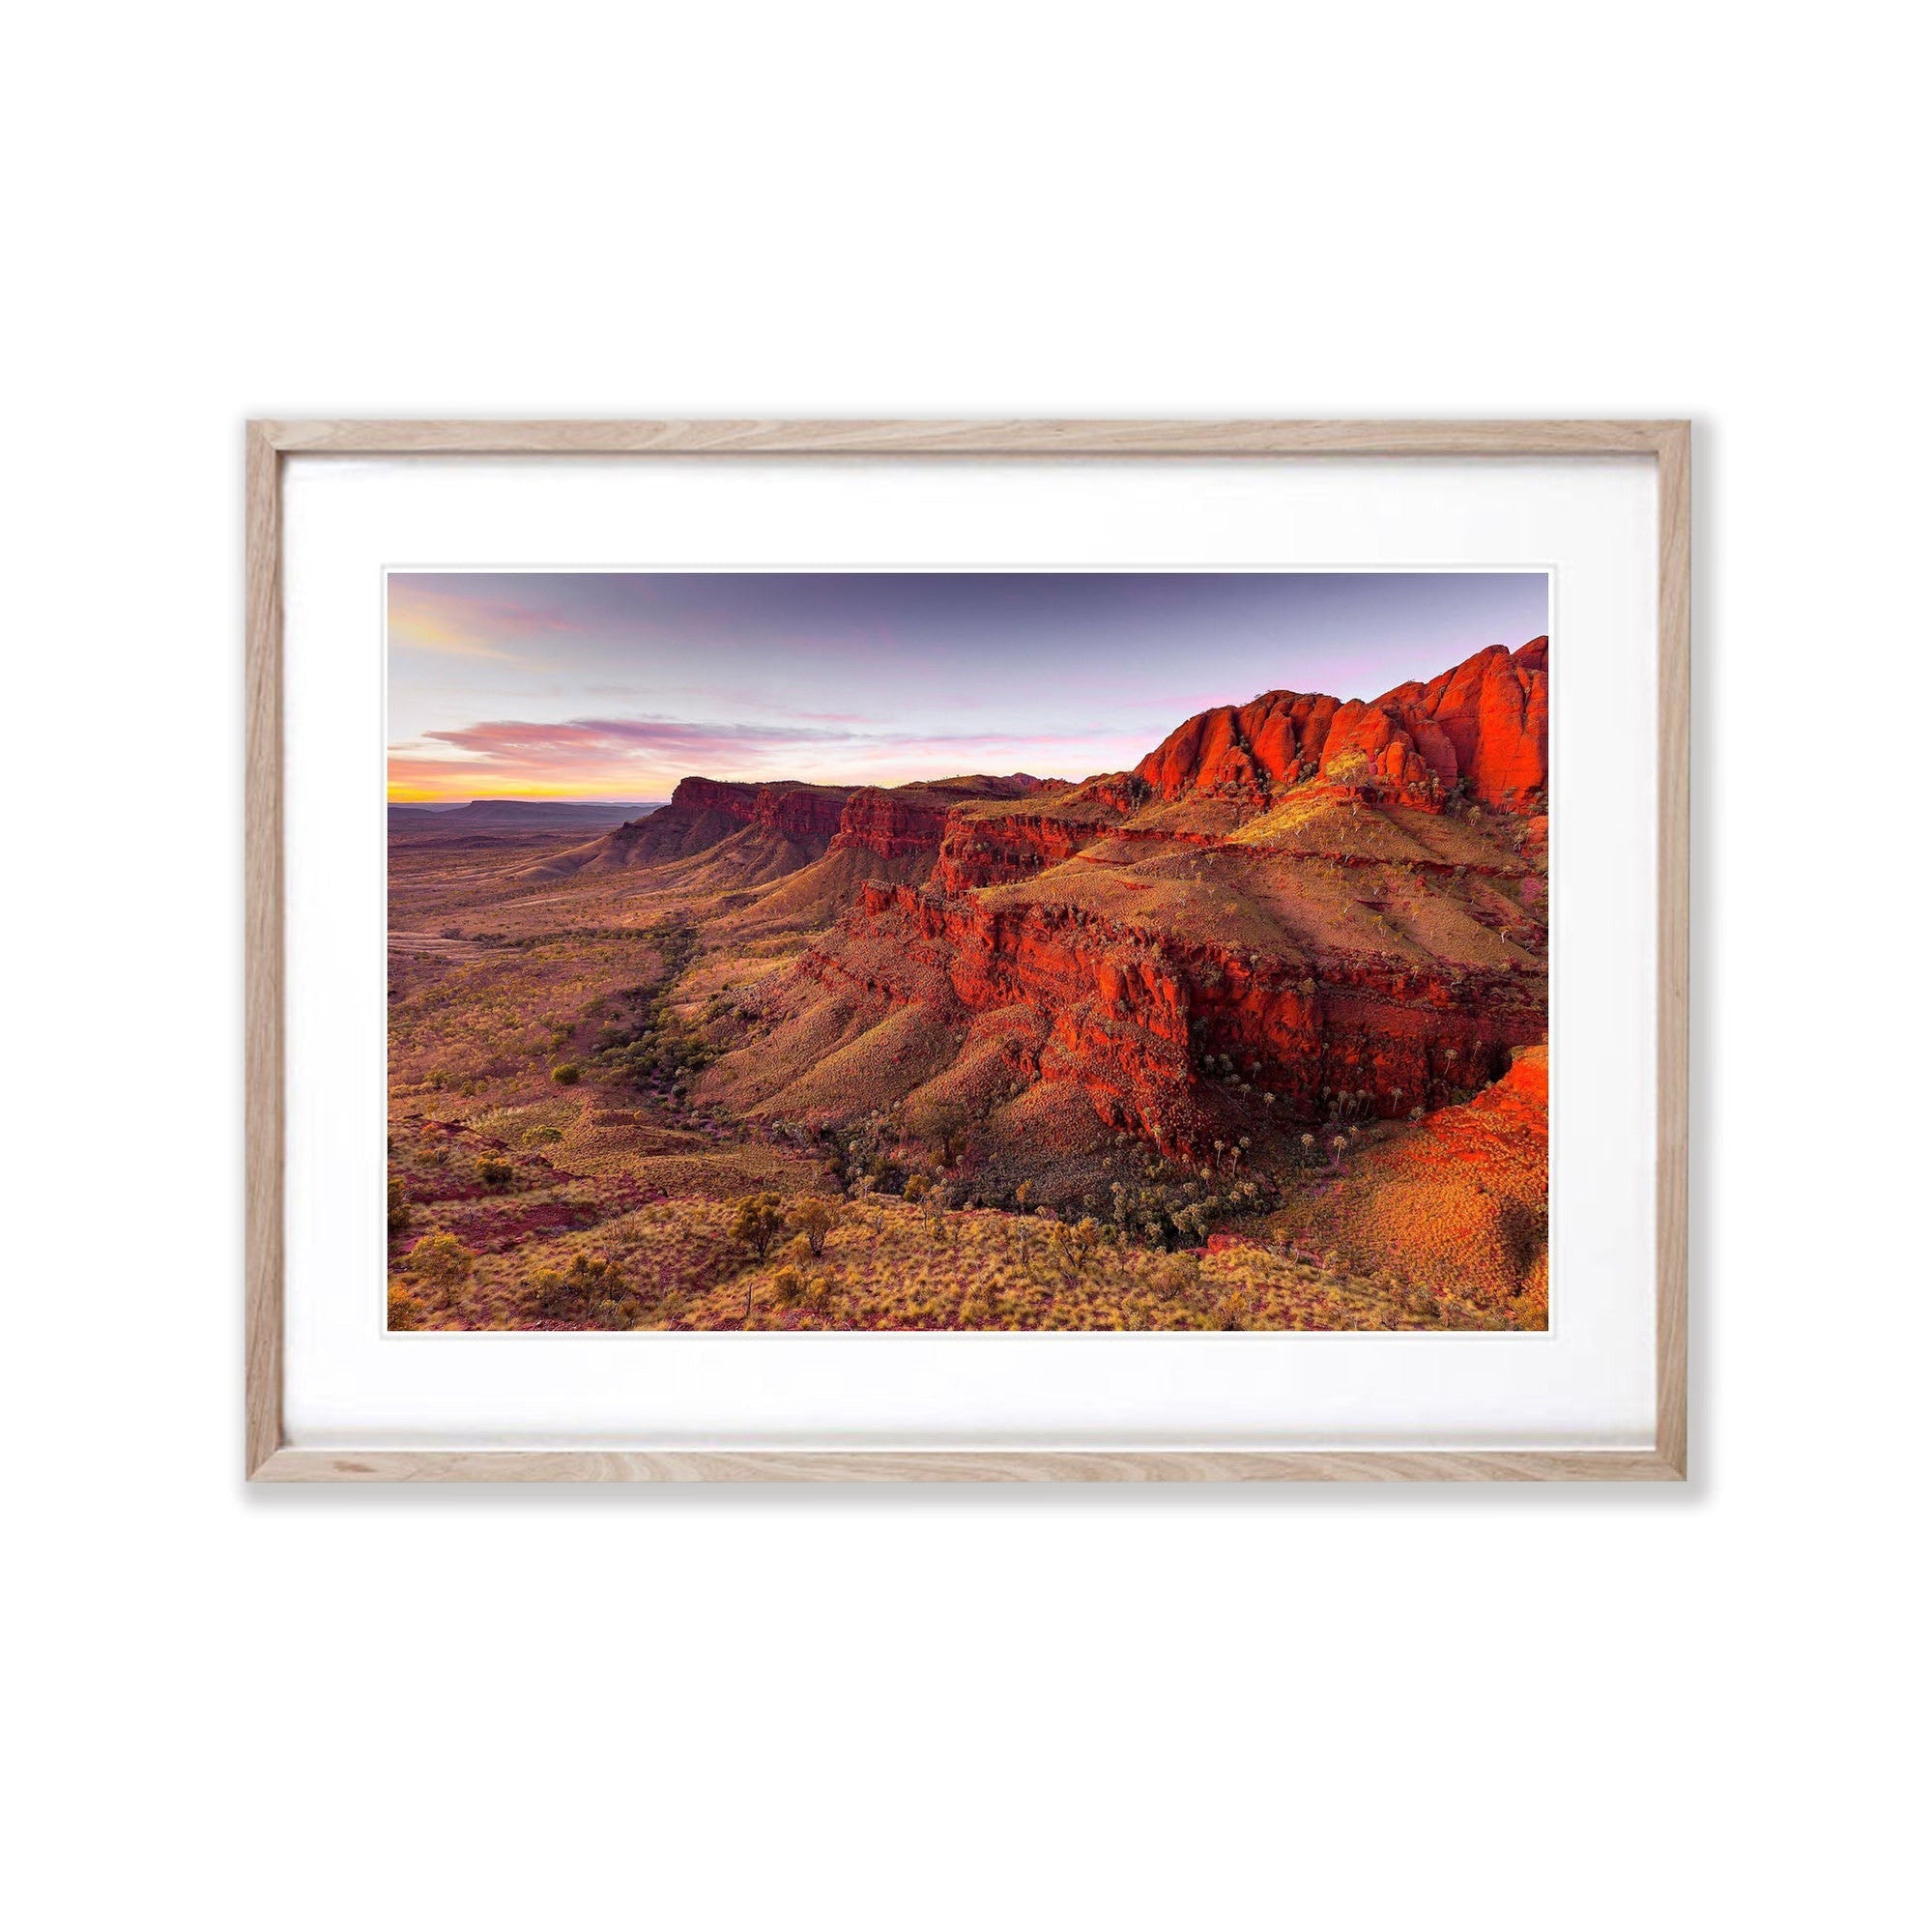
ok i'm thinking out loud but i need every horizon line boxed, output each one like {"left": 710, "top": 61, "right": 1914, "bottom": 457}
{"left": 387, "top": 630, "right": 1548, "bottom": 805}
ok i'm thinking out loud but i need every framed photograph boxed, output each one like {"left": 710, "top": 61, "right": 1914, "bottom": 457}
{"left": 247, "top": 419, "right": 1688, "bottom": 1481}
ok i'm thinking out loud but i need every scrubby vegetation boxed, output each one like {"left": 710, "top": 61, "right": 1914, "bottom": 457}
{"left": 389, "top": 1189, "right": 1536, "bottom": 1333}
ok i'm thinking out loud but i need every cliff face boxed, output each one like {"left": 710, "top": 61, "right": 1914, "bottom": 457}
{"left": 792, "top": 881, "right": 1543, "bottom": 1163}
{"left": 565, "top": 773, "right": 1061, "bottom": 876}
{"left": 673, "top": 776, "right": 854, "bottom": 846}
{"left": 934, "top": 809, "right": 1099, "bottom": 892}
{"left": 1134, "top": 637, "right": 1548, "bottom": 811}
{"left": 829, "top": 776, "right": 1050, "bottom": 862}
{"left": 554, "top": 777, "right": 855, "bottom": 872}
{"left": 830, "top": 788, "right": 955, "bottom": 860}
{"left": 560, "top": 639, "right": 1543, "bottom": 880}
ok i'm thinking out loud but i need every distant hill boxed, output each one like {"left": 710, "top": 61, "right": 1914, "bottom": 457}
{"left": 388, "top": 799, "right": 664, "bottom": 832}
{"left": 520, "top": 772, "right": 1058, "bottom": 892}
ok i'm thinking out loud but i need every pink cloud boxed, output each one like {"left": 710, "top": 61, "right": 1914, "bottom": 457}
{"left": 390, "top": 708, "right": 1161, "bottom": 799}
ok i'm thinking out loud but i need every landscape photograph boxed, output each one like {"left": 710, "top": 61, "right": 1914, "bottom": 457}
{"left": 387, "top": 570, "right": 1551, "bottom": 1333}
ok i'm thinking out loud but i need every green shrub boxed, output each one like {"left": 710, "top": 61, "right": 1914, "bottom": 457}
{"left": 552, "top": 1063, "right": 583, "bottom": 1085}
{"left": 730, "top": 1192, "right": 788, "bottom": 1259}
{"left": 476, "top": 1157, "right": 513, "bottom": 1188}
{"left": 791, "top": 1197, "right": 839, "bottom": 1257}
{"left": 404, "top": 1231, "right": 473, "bottom": 1286}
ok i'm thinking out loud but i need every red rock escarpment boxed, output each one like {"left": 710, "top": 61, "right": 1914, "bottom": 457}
{"left": 933, "top": 809, "right": 1104, "bottom": 892}
{"left": 830, "top": 788, "right": 958, "bottom": 860}
{"left": 716, "top": 640, "right": 1550, "bottom": 1166}
{"left": 719, "top": 778, "right": 855, "bottom": 845}
{"left": 572, "top": 770, "right": 1060, "bottom": 865}
{"left": 803, "top": 883, "right": 1542, "bottom": 1162}
{"left": 583, "top": 777, "right": 855, "bottom": 867}
{"left": 1135, "top": 637, "right": 1547, "bottom": 812}
{"left": 830, "top": 776, "right": 1062, "bottom": 864}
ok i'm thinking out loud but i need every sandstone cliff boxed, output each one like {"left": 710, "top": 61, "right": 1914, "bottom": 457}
{"left": 1134, "top": 636, "right": 1547, "bottom": 811}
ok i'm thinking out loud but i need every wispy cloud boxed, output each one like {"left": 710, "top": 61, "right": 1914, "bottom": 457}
{"left": 418, "top": 715, "right": 852, "bottom": 764}
{"left": 387, "top": 708, "right": 1156, "bottom": 800}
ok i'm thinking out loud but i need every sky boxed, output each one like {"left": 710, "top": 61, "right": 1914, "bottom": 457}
{"left": 387, "top": 571, "right": 1549, "bottom": 802}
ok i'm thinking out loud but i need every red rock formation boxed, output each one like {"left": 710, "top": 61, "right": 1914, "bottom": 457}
{"left": 753, "top": 784, "right": 851, "bottom": 844}
{"left": 797, "top": 881, "right": 1542, "bottom": 1164}
{"left": 1134, "top": 690, "right": 1341, "bottom": 799}
{"left": 831, "top": 788, "right": 956, "bottom": 860}
{"left": 690, "top": 641, "right": 1550, "bottom": 1175}
{"left": 830, "top": 777, "right": 1052, "bottom": 863}
{"left": 564, "top": 777, "right": 854, "bottom": 870}
{"left": 934, "top": 808, "right": 1103, "bottom": 892}
{"left": 1134, "top": 637, "right": 1547, "bottom": 812}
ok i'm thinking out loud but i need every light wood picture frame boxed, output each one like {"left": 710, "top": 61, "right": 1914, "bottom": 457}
{"left": 246, "top": 418, "right": 1689, "bottom": 1483}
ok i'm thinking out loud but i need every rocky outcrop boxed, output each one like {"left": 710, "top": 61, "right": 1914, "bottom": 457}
{"left": 830, "top": 788, "right": 957, "bottom": 860}
{"left": 934, "top": 808, "right": 1104, "bottom": 892}
{"left": 829, "top": 775, "right": 1061, "bottom": 864}
{"left": 1135, "top": 691, "right": 1344, "bottom": 800}
{"left": 1134, "top": 637, "right": 1547, "bottom": 812}
{"left": 559, "top": 777, "right": 854, "bottom": 871}
{"left": 684, "top": 777, "right": 854, "bottom": 846}
{"left": 544, "top": 771, "right": 1070, "bottom": 884}
{"left": 800, "top": 882, "right": 1543, "bottom": 1164}
{"left": 1376, "top": 637, "right": 1548, "bottom": 808}
{"left": 647, "top": 642, "right": 1552, "bottom": 1177}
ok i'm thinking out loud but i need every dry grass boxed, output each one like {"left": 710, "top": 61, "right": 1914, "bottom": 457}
{"left": 390, "top": 1192, "right": 1535, "bottom": 1333}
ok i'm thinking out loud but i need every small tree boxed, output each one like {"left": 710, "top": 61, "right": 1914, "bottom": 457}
{"left": 523, "top": 1252, "right": 624, "bottom": 1326}
{"left": 404, "top": 1231, "right": 473, "bottom": 1287}
{"left": 731, "top": 1192, "right": 788, "bottom": 1260}
{"left": 791, "top": 1197, "right": 839, "bottom": 1258}
{"left": 1069, "top": 1216, "right": 1104, "bottom": 1272}
{"left": 908, "top": 1096, "right": 968, "bottom": 1167}
{"left": 1156, "top": 1252, "right": 1201, "bottom": 1301}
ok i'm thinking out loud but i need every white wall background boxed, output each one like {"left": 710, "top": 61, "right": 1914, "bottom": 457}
{"left": 8, "top": 5, "right": 1924, "bottom": 1928}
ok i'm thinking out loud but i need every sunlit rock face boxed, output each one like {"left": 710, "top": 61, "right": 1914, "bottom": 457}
{"left": 1134, "top": 637, "right": 1548, "bottom": 812}
{"left": 711, "top": 641, "right": 1550, "bottom": 1168}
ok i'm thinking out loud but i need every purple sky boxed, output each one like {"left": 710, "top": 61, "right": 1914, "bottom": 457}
{"left": 388, "top": 571, "right": 1548, "bottom": 800}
